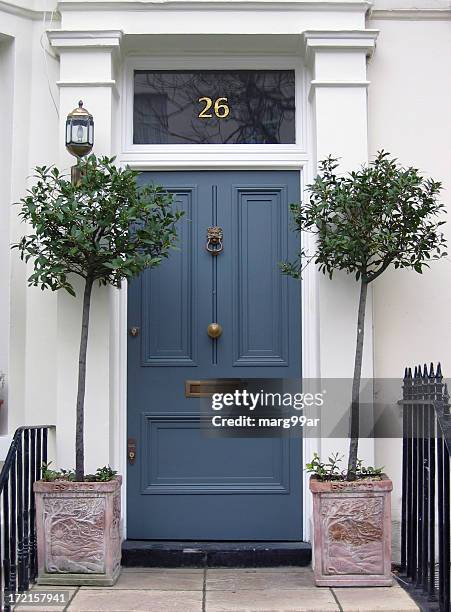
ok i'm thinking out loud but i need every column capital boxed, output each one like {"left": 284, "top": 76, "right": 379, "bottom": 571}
{"left": 302, "top": 29, "right": 379, "bottom": 63}
{"left": 47, "top": 30, "right": 123, "bottom": 87}
{"left": 47, "top": 29, "right": 123, "bottom": 54}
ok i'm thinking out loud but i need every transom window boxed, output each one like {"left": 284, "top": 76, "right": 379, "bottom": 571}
{"left": 133, "top": 70, "right": 295, "bottom": 145}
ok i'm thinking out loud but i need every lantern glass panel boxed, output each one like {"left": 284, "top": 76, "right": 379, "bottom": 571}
{"left": 88, "top": 121, "right": 94, "bottom": 145}
{"left": 70, "top": 119, "right": 88, "bottom": 145}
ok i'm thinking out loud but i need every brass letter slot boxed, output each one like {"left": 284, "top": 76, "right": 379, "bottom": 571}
{"left": 185, "top": 379, "right": 243, "bottom": 398}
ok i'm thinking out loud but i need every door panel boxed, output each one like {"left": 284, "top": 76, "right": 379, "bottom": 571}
{"left": 233, "top": 186, "right": 288, "bottom": 365}
{"left": 141, "top": 188, "right": 197, "bottom": 366}
{"left": 127, "top": 171, "right": 302, "bottom": 540}
{"left": 141, "top": 418, "right": 289, "bottom": 494}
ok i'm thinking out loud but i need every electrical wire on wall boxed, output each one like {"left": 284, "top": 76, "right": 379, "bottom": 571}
{"left": 40, "top": 4, "right": 59, "bottom": 117}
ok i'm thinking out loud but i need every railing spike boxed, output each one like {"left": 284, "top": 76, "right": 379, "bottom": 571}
{"left": 407, "top": 367, "right": 412, "bottom": 378}
{"left": 423, "top": 363, "right": 428, "bottom": 378}
{"left": 437, "top": 362, "right": 443, "bottom": 380}
{"left": 400, "top": 362, "right": 450, "bottom": 607}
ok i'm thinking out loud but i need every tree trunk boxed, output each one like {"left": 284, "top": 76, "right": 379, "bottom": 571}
{"left": 75, "top": 276, "right": 94, "bottom": 481}
{"left": 347, "top": 279, "right": 368, "bottom": 481}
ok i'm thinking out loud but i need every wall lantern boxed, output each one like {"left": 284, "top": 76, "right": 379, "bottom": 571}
{"left": 65, "top": 100, "right": 94, "bottom": 183}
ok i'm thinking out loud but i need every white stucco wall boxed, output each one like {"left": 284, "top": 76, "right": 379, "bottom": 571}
{"left": 373, "top": 0, "right": 449, "bottom": 7}
{"left": 0, "top": 5, "right": 59, "bottom": 438}
{"left": 368, "top": 15, "right": 451, "bottom": 377}
{"left": 0, "top": 32, "right": 14, "bottom": 434}
{"left": 367, "top": 12, "right": 451, "bottom": 532}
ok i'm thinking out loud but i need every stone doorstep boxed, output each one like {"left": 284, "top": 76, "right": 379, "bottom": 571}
{"left": 121, "top": 540, "right": 312, "bottom": 568}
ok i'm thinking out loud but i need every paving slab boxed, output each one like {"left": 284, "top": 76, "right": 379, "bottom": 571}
{"left": 14, "top": 606, "right": 68, "bottom": 612}
{"left": 16, "top": 567, "right": 421, "bottom": 612}
{"left": 67, "top": 588, "right": 203, "bottom": 611}
{"left": 121, "top": 566, "right": 203, "bottom": 573}
{"left": 206, "top": 568, "right": 315, "bottom": 590}
{"left": 333, "top": 586, "right": 420, "bottom": 611}
{"left": 13, "top": 602, "right": 74, "bottom": 609}
{"left": 80, "top": 569, "right": 203, "bottom": 590}
{"left": 205, "top": 588, "right": 339, "bottom": 611}
{"left": 218, "top": 567, "right": 314, "bottom": 573}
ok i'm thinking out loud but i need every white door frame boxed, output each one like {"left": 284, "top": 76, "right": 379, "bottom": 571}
{"left": 115, "top": 53, "right": 320, "bottom": 541}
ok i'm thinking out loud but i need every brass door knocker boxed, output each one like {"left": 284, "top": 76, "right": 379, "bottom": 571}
{"left": 206, "top": 226, "right": 224, "bottom": 255}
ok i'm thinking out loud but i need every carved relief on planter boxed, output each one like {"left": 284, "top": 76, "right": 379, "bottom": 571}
{"left": 43, "top": 496, "right": 106, "bottom": 574}
{"left": 310, "top": 476, "right": 393, "bottom": 587}
{"left": 34, "top": 477, "right": 122, "bottom": 587}
{"left": 320, "top": 496, "right": 384, "bottom": 576}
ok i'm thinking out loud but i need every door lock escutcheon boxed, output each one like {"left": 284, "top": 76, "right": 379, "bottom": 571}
{"left": 127, "top": 438, "right": 137, "bottom": 464}
{"left": 129, "top": 326, "right": 140, "bottom": 337}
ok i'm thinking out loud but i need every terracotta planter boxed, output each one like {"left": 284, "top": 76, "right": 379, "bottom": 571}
{"left": 34, "top": 476, "right": 122, "bottom": 586}
{"left": 310, "top": 475, "right": 393, "bottom": 587}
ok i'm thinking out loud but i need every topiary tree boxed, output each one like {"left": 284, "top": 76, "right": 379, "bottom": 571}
{"left": 282, "top": 151, "right": 447, "bottom": 480}
{"left": 14, "top": 155, "right": 183, "bottom": 481}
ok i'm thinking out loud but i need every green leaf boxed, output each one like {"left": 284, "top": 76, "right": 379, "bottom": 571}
{"left": 282, "top": 151, "right": 446, "bottom": 285}
{"left": 12, "top": 155, "right": 185, "bottom": 296}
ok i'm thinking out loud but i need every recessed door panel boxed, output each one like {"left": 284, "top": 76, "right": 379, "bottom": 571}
{"left": 233, "top": 186, "right": 289, "bottom": 366}
{"left": 141, "top": 189, "right": 197, "bottom": 366}
{"left": 141, "top": 413, "right": 289, "bottom": 494}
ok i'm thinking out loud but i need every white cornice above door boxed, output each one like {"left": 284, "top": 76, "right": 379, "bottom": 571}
{"left": 56, "top": 0, "right": 370, "bottom": 31}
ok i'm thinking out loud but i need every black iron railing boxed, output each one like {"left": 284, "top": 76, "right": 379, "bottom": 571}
{"left": 400, "top": 364, "right": 450, "bottom": 611}
{"left": 0, "top": 426, "right": 54, "bottom": 611}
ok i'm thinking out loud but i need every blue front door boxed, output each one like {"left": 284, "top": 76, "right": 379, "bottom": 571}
{"left": 127, "top": 171, "right": 302, "bottom": 540}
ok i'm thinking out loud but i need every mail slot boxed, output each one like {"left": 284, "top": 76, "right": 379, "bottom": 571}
{"left": 185, "top": 379, "right": 244, "bottom": 398}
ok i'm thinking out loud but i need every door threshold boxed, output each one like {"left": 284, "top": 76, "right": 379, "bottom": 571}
{"left": 121, "top": 540, "right": 312, "bottom": 568}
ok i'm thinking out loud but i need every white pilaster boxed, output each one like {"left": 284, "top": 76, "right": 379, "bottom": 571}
{"left": 303, "top": 29, "right": 378, "bottom": 466}
{"left": 47, "top": 30, "right": 123, "bottom": 473}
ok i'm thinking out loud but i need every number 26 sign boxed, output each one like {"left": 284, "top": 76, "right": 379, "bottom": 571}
{"left": 198, "top": 97, "right": 230, "bottom": 119}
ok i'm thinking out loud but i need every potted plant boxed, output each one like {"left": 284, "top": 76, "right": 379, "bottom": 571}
{"left": 14, "top": 155, "right": 182, "bottom": 586}
{"left": 282, "top": 151, "right": 446, "bottom": 586}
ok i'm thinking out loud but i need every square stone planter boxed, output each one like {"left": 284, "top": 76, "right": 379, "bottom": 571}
{"left": 310, "top": 474, "right": 393, "bottom": 587}
{"left": 34, "top": 476, "right": 122, "bottom": 586}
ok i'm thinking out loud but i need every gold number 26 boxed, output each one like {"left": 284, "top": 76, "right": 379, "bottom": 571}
{"left": 198, "top": 97, "right": 230, "bottom": 119}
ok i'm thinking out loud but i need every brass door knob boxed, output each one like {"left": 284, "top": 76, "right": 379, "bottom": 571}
{"left": 207, "top": 323, "right": 222, "bottom": 338}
